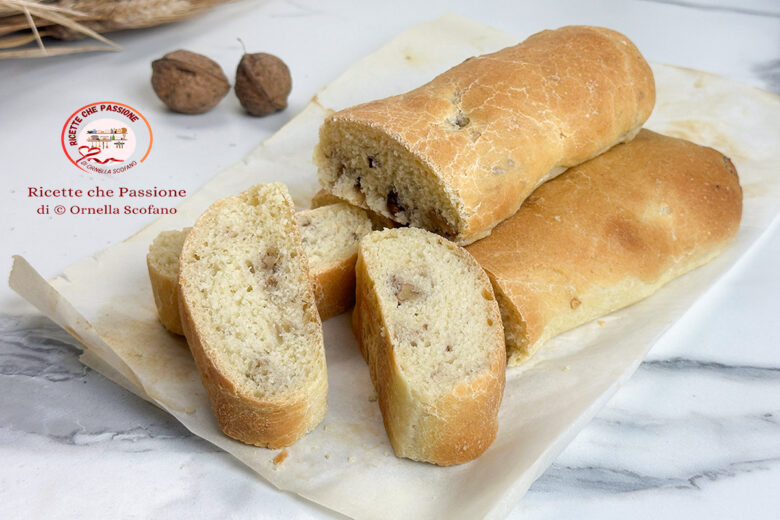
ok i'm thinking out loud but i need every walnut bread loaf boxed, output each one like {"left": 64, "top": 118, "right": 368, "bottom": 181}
{"left": 467, "top": 130, "right": 743, "bottom": 365}
{"left": 147, "top": 228, "right": 190, "bottom": 335}
{"left": 178, "top": 183, "right": 328, "bottom": 448}
{"left": 297, "top": 203, "right": 372, "bottom": 320}
{"left": 352, "top": 227, "right": 506, "bottom": 465}
{"left": 316, "top": 25, "right": 655, "bottom": 245}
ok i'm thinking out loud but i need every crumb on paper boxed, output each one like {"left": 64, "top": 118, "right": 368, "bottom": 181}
{"left": 324, "top": 454, "right": 330, "bottom": 460}
{"left": 368, "top": 393, "right": 378, "bottom": 402}
{"left": 598, "top": 320, "right": 606, "bottom": 326}
{"left": 348, "top": 456, "right": 356, "bottom": 463}
{"left": 562, "top": 365, "right": 570, "bottom": 372}
{"left": 273, "top": 449, "right": 289, "bottom": 466}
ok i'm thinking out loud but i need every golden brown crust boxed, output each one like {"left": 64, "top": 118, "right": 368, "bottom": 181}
{"left": 425, "top": 370, "right": 504, "bottom": 464}
{"left": 147, "top": 257, "right": 184, "bottom": 336}
{"left": 180, "top": 297, "right": 316, "bottom": 448}
{"left": 319, "top": 25, "right": 655, "bottom": 244}
{"left": 467, "top": 130, "right": 743, "bottom": 365}
{"left": 352, "top": 232, "right": 505, "bottom": 465}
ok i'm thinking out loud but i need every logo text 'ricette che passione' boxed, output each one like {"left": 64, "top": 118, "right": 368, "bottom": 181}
{"left": 61, "top": 102, "right": 153, "bottom": 174}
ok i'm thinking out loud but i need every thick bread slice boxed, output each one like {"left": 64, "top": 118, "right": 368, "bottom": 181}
{"left": 297, "top": 203, "right": 372, "bottom": 320}
{"left": 147, "top": 228, "right": 190, "bottom": 335}
{"left": 353, "top": 227, "right": 506, "bottom": 465}
{"left": 316, "top": 26, "right": 655, "bottom": 245}
{"left": 178, "top": 183, "right": 327, "bottom": 448}
{"left": 467, "top": 130, "right": 743, "bottom": 365}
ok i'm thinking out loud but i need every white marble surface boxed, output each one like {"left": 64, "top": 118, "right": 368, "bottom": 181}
{"left": 1, "top": 1, "right": 779, "bottom": 518}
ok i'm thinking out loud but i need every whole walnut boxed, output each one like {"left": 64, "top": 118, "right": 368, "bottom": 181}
{"left": 151, "top": 50, "right": 230, "bottom": 114}
{"left": 235, "top": 52, "right": 292, "bottom": 116}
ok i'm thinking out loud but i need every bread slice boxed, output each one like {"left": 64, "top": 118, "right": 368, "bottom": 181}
{"left": 353, "top": 227, "right": 506, "bottom": 465}
{"left": 178, "top": 183, "right": 328, "bottom": 448}
{"left": 297, "top": 203, "right": 372, "bottom": 320}
{"left": 467, "top": 130, "right": 743, "bottom": 365}
{"left": 147, "top": 228, "right": 190, "bottom": 335}
{"left": 315, "top": 26, "right": 655, "bottom": 245}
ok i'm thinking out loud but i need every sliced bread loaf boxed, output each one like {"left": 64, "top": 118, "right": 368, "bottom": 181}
{"left": 178, "top": 183, "right": 328, "bottom": 448}
{"left": 315, "top": 26, "right": 654, "bottom": 245}
{"left": 353, "top": 227, "right": 506, "bottom": 465}
{"left": 297, "top": 203, "right": 372, "bottom": 320}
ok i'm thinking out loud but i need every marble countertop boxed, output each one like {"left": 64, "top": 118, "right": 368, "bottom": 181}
{"left": 1, "top": 1, "right": 778, "bottom": 518}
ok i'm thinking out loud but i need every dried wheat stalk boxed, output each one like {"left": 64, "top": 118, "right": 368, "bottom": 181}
{"left": 0, "top": 0, "right": 229, "bottom": 59}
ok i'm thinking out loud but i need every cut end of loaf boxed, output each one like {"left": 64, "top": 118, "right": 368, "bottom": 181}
{"left": 316, "top": 120, "right": 462, "bottom": 240}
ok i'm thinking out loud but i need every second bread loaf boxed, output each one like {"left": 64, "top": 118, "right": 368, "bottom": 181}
{"left": 467, "top": 130, "right": 743, "bottom": 365}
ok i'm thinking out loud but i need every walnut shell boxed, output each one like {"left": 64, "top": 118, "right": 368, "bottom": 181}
{"left": 235, "top": 52, "right": 292, "bottom": 116}
{"left": 151, "top": 50, "right": 230, "bottom": 114}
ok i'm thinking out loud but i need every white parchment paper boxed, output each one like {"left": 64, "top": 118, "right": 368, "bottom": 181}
{"left": 9, "top": 14, "right": 780, "bottom": 520}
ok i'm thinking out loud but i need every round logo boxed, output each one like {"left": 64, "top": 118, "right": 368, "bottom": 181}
{"left": 61, "top": 102, "right": 152, "bottom": 174}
